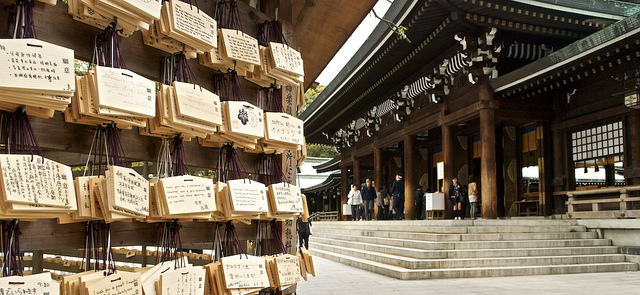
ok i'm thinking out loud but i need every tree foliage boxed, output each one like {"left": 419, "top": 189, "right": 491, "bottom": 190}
{"left": 306, "top": 143, "right": 338, "bottom": 158}
{"left": 298, "top": 85, "right": 325, "bottom": 115}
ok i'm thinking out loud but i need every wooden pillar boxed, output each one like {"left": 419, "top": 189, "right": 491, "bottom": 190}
{"left": 340, "top": 165, "right": 348, "bottom": 220}
{"left": 537, "top": 123, "right": 554, "bottom": 215}
{"left": 442, "top": 125, "right": 455, "bottom": 219}
{"left": 404, "top": 134, "right": 416, "bottom": 220}
{"left": 374, "top": 147, "right": 383, "bottom": 219}
{"left": 353, "top": 157, "right": 361, "bottom": 189}
{"left": 480, "top": 106, "right": 498, "bottom": 219}
{"left": 503, "top": 126, "right": 518, "bottom": 216}
{"left": 627, "top": 111, "right": 640, "bottom": 185}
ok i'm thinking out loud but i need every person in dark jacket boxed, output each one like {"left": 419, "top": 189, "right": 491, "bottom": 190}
{"left": 361, "top": 179, "right": 377, "bottom": 221}
{"left": 414, "top": 186, "right": 425, "bottom": 220}
{"left": 391, "top": 173, "right": 405, "bottom": 220}
{"left": 297, "top": 218, "right": 312, "bottom": 249}
{"left": 449, "top": 177, "right": 463, "bottom": 220}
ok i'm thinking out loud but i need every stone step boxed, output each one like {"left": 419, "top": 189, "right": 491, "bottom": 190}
{"left": 310, "top": 236, "right": 619, "bottom": 259}
{"left": 314, "top": 219, "right": 578, "bottom": 228}
{"left": 312, "top": 223, "right": 587, "bottom": 234}
{"left": 310, "top": 241, "right": 627, "bottom": 269}
{"left": 312, "top": 228, "right": 596, "bottom": 241}
{"left": 311, "top": 248, "right": 639, "bottom": 280}
{"left": 314, "top": 233, "right": 612, "bottom": 250}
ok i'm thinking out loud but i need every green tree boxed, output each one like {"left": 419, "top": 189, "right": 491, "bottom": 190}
{"left": 299, "top": 85, "right": 325, "bottom": 115}
{"left": 306, "top": 143, "right": 338, "bottom": 158}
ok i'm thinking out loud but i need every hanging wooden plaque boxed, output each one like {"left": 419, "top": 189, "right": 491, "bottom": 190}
{"left": 226, "top": 179, "right": 268, "bottom": 214}
{"left": 219, "top": 28, "right": 261, "bottom": 66}
{"left": 107, "top": 166, "right": 150, "bottom": 216}
{"left": 172, "top": 81, "right": 223, "bottom": 126}
{"left": 158, "top": 266, "right": 207, "bottom": 295}
{"left": 224, "top": 101, "right": 264, "bottom": 139}
{"left": 269, "top": 42, "right": 304, "bottom": 77}
{"left": 0, "top": 38, "right": 75, "bottom": 95}
{"left": 168, "top": 0, "right": 217, "bottom": 50}
{"left": 0, "top": 155, "right": 75, "bottom": 208}
{"left": 268, "top": 183, "right": 303, "bottom": 214}
{"left": 264, "top": 112, "right": 304, "bottom": 146}
{"left": 94, "top": 66, "right": 156, "bottom": 118}
{"left": 158, "top": 175, "right": 216, "bottom": 215}
{"left": 221, "top": 255, "right": 271, "bottom": 290}
{"left": 274, "top": 254, "right": 301, "bottom": 287}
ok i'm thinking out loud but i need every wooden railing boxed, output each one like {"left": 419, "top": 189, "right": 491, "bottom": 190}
{"left": 309, "top": 211, "right": 339, "bottom": 221}
{"left": 566, "top": 185, "right": 640, "bottom": 219}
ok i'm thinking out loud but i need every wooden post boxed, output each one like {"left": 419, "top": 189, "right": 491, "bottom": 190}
{"left": 552, "top": 124, "right": 567, "bottom": 212}
{"left": 353, "top": 157, "right": 361, "bottom": 189}
{"left": 374, "top": 147, "right": 383, "bottom": 219}
{"left": 340, "top": 164, "right": 349, "bottom": 221}
{"left": 404, "top": 134, "right": 416, "bottom": 220}
{"left": 32, "top": 250, "right": 43, "bottom": 274}
{"left": 503, "top": 126, "right": 518, "bottom": 216}
{"left": 442, "top": 125, "right": 455, "bottom": 219}
{"left": 480, "top": 97, "right": 498, "bottom": 218}
{"left": 537, "top": 123, "right": 554, "bottom": 215}
{"left": 628, "top": 110, "right": 640, "bottom": 185}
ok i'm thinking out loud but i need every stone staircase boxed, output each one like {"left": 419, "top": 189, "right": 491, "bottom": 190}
{"left": 309, "top": 220, "right": 638, "bottom": 280}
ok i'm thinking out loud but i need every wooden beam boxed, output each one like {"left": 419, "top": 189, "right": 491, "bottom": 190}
{"left": 556, "top": 104, "right": 631, "bottom": 130}
{"left": 441, "top": 100, "right": 498, "bottom": 127}
{"left": 294, "top": 0, "right": 319, "bottom": 41}
{"left": 340, "top": 164, "right": 349, "bottom": 220}
{"left": 442, "top": 124, "right": 454, "bottom": 219}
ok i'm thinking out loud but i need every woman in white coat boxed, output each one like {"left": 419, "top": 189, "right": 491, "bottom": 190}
{"left": 347, "top": 184, "right": 363, "bottom": 221}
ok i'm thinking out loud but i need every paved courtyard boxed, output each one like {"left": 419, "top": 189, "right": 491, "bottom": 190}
{"left": 297, "top": 256, "right": 640, "bottom": 294}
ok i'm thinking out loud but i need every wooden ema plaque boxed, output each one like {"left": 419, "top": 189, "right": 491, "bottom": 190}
{"left": 166, "top": 0, "right": 217, "bottom": 51}
{"left": 113, "top": 0, "right": 163, "bottom": 20}
{"left": 227, "top": 179, "right": 268, "bottom": 214}
{"left": 274, "top": 254, "right": 301, "bottom": 287}
{"left": 268, "top": 183, "right": 303, "bottom": 214}
{"left": 221, "top": 255, "right": 271, "bottom": 290}
{"left": 224, "top": 101, "right": 264, "bottom": 139}
{"left": 158, "top": 175, "right": 217, "bottom": 215}
{"left": 172, "top": 81, "right": 223, "bottom": 126}
{"left": 141, "top": 258, "right": 189, "bottom": 295}
{"left": 0, "top": 154, "right": 76, "bottom": 208}
{"left": 158, "top": 266, "right": 207, "bottom": 295}
{"left": 264, "top": 112, "right": 304, "bottom": 147}
{"left": 219, "top": 28, "right": 261, "bottom": 66}
{"left": 0, "top": 38, "right": 75, "bottom": 95}
{"left": 84, "top": 271, "right": 142, "bottom": 295}
{"left": 107, "top": 166, "right": 150, "bottom": 216}
{"left": 94, "top": 66, "right": 156, "bottom": 118}
{"left": 0, "top": 273, "right": 60, "bottom": 295}
{"left": 268, "top": 42, "right": 304, "bottom": 77}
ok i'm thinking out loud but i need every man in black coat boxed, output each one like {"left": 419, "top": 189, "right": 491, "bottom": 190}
{"left": 414, "top": 186, "right": 425, "bottom": 220}
{"left": 361, "top": 179, "right": 377, "bottom": 221}
{"left": 391, "top": 173, "right": 405, "bottom": 220}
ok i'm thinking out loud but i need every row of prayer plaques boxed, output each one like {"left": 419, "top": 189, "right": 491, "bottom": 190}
{"left": 0, "top": 154, "right": 304, "bottom": 222}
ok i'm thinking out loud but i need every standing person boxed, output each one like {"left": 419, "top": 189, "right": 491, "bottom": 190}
{"left": 449, "top": 177, "right": 463, "bottom": 220}
{"left": 347, "top": 184, "right": 362, "bottom": 221}
{"left": 376, "top": 187, "right": 385, "bottom": 220}
{"left": 361, "top": 179, "right": 377, "bottom": 221}
{"left": 297, "top": 218, "right": 312, "bottom": 249}
{"left": 468, "top": 181, "right": 479, "bottom": 220}
{"left": 459, "top": 184, "right": 468, "bottom": 220}
{"left": 382, "top": 187, "right": 391, "bottom": 220}
{"left": 414, "top": 186, "right": 425, "bottom": 220}
{"left": 391, "top": 173, "right": 405, "bottom": 220}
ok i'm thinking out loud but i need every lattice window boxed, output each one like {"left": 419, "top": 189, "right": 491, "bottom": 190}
{"left": 571, "top": 121, "right": 624, "bottom": 162}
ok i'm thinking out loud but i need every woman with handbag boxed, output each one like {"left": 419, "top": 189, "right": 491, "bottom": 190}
{"left": 347, "top": 184, "right": 363, "bottom": 221}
